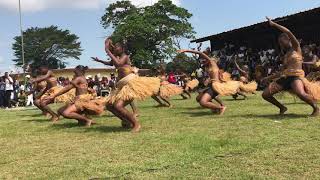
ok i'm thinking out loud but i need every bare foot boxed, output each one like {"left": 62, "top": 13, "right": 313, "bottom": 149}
{"left": 91, "top": 120, "right": 97, "bottom": 125}
{"left": 219, "top": 106, "right": 227, "bottom": 116}
{"left": 44, "top": 113, "right": 51, "bottom": 119}
{"left": 134, "top": 113, "right": 140, "bottom": 118}
{"left": 311, "top": 107, "right": 320, "bottom": 117}
{"left": 51, "top": 116, "right": 59, "bottom": 123}
{"left": 131, "top": 123, "right": 141, "bottom": 133}
{"left": 85, "top": 120, "right": 92, "bottom": 127}
{"left": 279, "top": 106, "right": 288, "bottom": 115}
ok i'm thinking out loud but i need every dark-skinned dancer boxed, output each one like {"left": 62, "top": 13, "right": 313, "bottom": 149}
{"left": 178, "top": 49, "right": 240, "bottom": 115}
{"left": 261, "top": 17, "right": 320, "bottom": 116}
{"left": 95, "top": 38, "right": 160, "bottom": 132}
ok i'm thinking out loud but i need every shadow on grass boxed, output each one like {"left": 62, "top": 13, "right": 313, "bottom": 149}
{"left": 223, "top": 98, "right": 246, "bottom": 102}
{"left": 228, "top": 113, "right": 307, "bottom": 120}
{"left": 84, "top": 126, "right": 128, "bottom": 133}
{"left": 23, "top": 118, "right": 50, "bottom": 123}
{"left": 180, "top": 106, "right": 203, "bottom": 110}
{"left": 182, "top": 111, "right": 215, "bottom": 117}
{"left": 49, "top": 122, "right": 128, "bottom": 133}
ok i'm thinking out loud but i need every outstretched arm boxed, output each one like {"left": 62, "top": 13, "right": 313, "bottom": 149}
{"left": 31, "top": 70, "right": 53, "bottom": 83}
{"left": 233, "top": 57, "right": 246, "bottom": 75}
{"left": 266, "top": 17, "right": 301, "bottom": 53}
{"left": 91, "top": 57, "right": 113, "bottom": 66}
{"left": 303, "top": 56, "right": 318, "bottom": 65}
{"left": 177, "top": 49, "right": 211, "bottom": 61}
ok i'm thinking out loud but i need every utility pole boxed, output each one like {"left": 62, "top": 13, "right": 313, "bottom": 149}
{"left": 18, "top": 0, "right": 26, "bottom": 86}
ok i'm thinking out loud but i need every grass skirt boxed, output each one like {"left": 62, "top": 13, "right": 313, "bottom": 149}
{"left": 40, "top": 86, "right": 76, "bottom": 103}
{"left": 220, "top": 72, "right": 232, "bottom": 82}
{"left": 40, "top": 86, "right": 61, "bottom": 101}
{"left": 55, "top": 88, "right": 76, "bottom": 103}
{"left": 301, "top": 78, "right": 320, "bottom": 101}
{"left": 159, "top": 82, "right": 183, "bottom": 98}
{"left": 269, "top": 77, "right": 320, "bottom": 101}
{"left": 74, "top": 94, "right": 106, "bottom": 115}
{"left": 107, "top": 74, "right": 160, "bottom": 104}
{"left": 212, "top": 81, "right": 240, "bottom": 96}
{"left": 239, "top": 81, "right": 257, "bottom": 93}
{"left": 186, "top": 79, "right": 199, "bottom": 90}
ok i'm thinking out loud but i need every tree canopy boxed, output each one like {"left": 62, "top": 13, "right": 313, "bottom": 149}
{"left": 12, "top": 26, "right": 82, "bottom": 70}
{"left": 101, "top": 0, "right": 194, "bottom": 69}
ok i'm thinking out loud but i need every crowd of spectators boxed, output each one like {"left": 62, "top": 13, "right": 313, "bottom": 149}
{"left": 206, "top": 41, "right": 320, "bottom": 88}
{"left": 0, "top": 72, "right": 118, "bottom": 109}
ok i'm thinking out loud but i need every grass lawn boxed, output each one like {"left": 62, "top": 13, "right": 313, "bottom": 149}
{"left": 1, "top": 93, "right": 320, "bottom": 179}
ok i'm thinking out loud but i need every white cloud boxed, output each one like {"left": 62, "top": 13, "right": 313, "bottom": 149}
{"left": 0, "top": 0, "right": 181, "bottom": 12}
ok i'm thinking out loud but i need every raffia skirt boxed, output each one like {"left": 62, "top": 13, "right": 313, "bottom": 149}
{"left": 40, "top": 86, "right": 76, "bottom": 103}
{"left": 73, "top": 94, "right": 107, "bottom": 115}
{"left": 185, "top": 79, "right": 199, "bottom": 90}
{"left": 159, "top": 82, "right": 183, "bottom": 98}
{"left": 239, "top": 81, "right": 258, "bottom": 93}
{"left": 269, "top": 77, "right": 320, "bottom": 101}
{"left": 212, "top": 81, "right": 240, "bottom": 96}
{"left": 107, "top": 74, "right": 161, "bottom": 104}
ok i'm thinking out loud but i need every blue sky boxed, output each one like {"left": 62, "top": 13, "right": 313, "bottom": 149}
{"left": 0, "top": 0, "right": 319, "bottom": 74}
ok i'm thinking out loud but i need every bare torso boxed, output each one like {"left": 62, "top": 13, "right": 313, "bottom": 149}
{"left": 207, "top": 59, "right": 220, "bottom": 82}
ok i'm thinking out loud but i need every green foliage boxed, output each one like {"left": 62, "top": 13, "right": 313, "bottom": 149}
{"left": 101, "top": 0, "right": 194, "bottom": 68}
{"left": 12, "top": 26, "right": 82, "bottom": 69}
{"left": 166, "top": 53, "right": 199, "bottom": 73}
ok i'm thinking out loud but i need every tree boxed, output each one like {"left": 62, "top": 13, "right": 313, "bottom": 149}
{"left": 12, "top": 26, "right": 82, "bottom": 69}
{"left": 166, "top": 53, "right": 199, "bottom": 74}
{"left": 101, "top": 0, "right": 194, "bottom": 68}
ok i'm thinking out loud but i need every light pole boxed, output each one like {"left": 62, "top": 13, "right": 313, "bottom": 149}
{"left": 18, "top": 0, "right": 26, "bottom": 86}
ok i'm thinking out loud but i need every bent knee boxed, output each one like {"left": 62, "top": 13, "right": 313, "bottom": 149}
{"left": 262, "top": 91, "right": 270, "bottom": 99}
{"left": 199, "top": 100, "right": 208, "bottom": 107}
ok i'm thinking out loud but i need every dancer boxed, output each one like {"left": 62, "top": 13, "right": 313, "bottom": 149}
{"left": 92, "top": 55, "right": 140, "bottom": 117}
{"left": 184, "top": 75, "right": 199, "bottom": 96}
{"left": 157, "top": 65, "right": 183, "bottom": 107}
{"left": 94, "top": 38, "right": 160, "bottom": 132}
{"left": 261, "top": 17, "right": 320, "bottom": 116}
{"left": 178, "top": 49, "right": 240, "bottom": 115}
{"left": 44, "top": 65, "right": 105, "bottom": 127}
{"left": 178, "top": 71, "right": 192, "bottom": 99}
{"left": 31, "top": 66, "right": 60, "bottom": 122}
{"left": 233, "top": 58, "right": 257, "bottom": 99}
{"left": 302, "top": 45, "right": 318, "bottom": 75}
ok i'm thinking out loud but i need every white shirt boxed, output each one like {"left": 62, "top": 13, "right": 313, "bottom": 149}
{"left": 5, "top": 76, "right": 13, "bottom": 91}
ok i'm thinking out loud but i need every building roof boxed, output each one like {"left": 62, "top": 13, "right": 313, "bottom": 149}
{"left": 191, "top": 7, "right": 320, "bottom": 49}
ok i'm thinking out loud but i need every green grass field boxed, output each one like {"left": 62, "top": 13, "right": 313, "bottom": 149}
{"left": 1, "top": 93, "right": 320, "bottom": 179}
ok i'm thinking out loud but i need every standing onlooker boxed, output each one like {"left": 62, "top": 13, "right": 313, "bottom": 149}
{"left": 4, "top": 72, "right": 14, "bottom": 108}
{"left": 0, "top": 77, "right": 5, "bottom": 108}
{"left": 108, "top": 73, "right": 117, "bottom": 90}
{"left": 25, "top": 75, "right": 34, "bottom": 106}
{"left": 167, "top": 72, "right": 176, "bottom": 84}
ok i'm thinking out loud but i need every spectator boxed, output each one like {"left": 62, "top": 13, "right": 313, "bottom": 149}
{"left": 25, "top": 75, "right": 34, "bottom": 106}
{"left": 0, "top": 77, "right": 5, "bottom": 108}
{"left": 4, "top": 72, "right": 14, "bottom": 108}
{"left": 167, "top": 72, "right": 176, "bottom": 84}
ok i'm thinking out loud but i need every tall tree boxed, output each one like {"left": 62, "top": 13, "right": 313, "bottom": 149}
{"left": 166, "top": 53, "right": 199, "bottom": 74}
{"left": 12, "top": 26, "right": 82, "bottom": 69}
{"left": 101, "top": 0, "right": 194, "bottom": 68}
